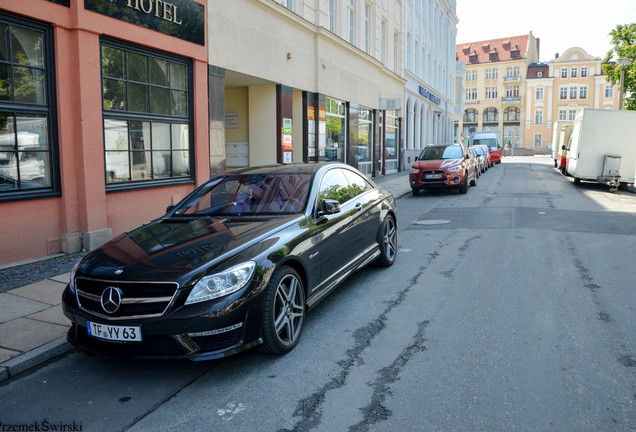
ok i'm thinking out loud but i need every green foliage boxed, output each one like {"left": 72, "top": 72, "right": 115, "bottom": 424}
{"left": 602, "top": 24, "right": 636, "bottom": 110}
{"left": 318, "top": 184, "right": 365, "bottom": 204}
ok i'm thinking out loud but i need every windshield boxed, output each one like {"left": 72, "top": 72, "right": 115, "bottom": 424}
{"left": 488, "top": 145, "right": 500, "bottom": 151}
{"left": 473, "top": 138, "right": 496, "bottom": 146}
{"left": 418, "top": 146, "right": 463, "bottom": 161}
{"left": 172, "top": 173, "right": 312, "bottom": 216}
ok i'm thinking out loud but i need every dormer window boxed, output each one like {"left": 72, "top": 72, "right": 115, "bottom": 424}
{"left": 469, "top": 55, "right": 478, "bottom": 62}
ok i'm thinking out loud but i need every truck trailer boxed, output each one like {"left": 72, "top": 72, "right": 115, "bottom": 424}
{"left": 565, "top": 108, "right": 636, "bottom": 191}
{"left": 551, "top": 121, "right": 573, "bottom": 174}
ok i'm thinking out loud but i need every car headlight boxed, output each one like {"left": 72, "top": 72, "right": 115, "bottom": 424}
{"left": 68, "top": 259, "right": 82, "bottom": 294}
{"left": 185, "top": 261, "right": 256, "bottom": 305}
{"left": 447, "top": 165, "right": 463, "bottom": 173}
{"left": 409, "top": 167, "right": 420, "bottom": 174}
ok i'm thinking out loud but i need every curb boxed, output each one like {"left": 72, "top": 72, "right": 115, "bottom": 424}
{"left": 0, "top": 337, "right": 73, "bottom": 383}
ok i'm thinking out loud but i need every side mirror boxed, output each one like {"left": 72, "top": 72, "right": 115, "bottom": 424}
{"left": 561, "top": 145, "right": 566, "bottom": 150}
{"left": 166, "top": 204, "right": 175, "bottom": 213}
{"left": 321, "top": 199, "right": 341, "bottom": 215}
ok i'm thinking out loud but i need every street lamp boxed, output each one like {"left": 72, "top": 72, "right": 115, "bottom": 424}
{"left": 617, "top": 57, "right": 631, "bottom": 110}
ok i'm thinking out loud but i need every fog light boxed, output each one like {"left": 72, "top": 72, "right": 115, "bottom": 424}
{"left": 454, "top": 177, "right": 460, "bottom": 184}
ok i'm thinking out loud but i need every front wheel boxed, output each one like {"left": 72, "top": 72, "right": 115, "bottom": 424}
{"left": 459, "top": 174, "right": 468, "bottom": 194}
{"left": 261, "top": 267, "right": 305, "bottom": 354}
{"left": 374, "top": 215, "right": 397, "bottom": 267}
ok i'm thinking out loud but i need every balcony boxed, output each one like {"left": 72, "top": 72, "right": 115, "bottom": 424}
{"left": 503, "top": 76, "right": 521, "bottom": 83}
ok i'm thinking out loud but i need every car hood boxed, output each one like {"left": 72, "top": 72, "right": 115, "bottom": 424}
{"left": 412, "top": 159, "right": 463, "bottom": 170}
{"left": 76, "top": 215, "right": 297, "bottom": 283}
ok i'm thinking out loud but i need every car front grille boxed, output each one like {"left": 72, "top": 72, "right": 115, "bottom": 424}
{"left": 419, "top": 169, "right": 448, "bottom": 183}
{"left": 75, "top": 277, "right": 179, "bottom": 320}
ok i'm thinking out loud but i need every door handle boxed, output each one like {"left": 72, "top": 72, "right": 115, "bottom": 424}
{"left": 355, "top": 203, "right": 363, "bottom": 212}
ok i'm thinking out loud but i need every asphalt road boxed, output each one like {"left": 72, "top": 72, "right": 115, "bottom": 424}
{"left": 0, "top": 156, "right": 635, "bottom": 432}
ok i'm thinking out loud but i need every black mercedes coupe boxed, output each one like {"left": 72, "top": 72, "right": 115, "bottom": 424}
{"left": 62, "top": 162, "right": 397, "bottom": 360}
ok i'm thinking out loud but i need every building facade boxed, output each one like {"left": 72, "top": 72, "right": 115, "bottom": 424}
{"left": 209, "top": 0, "right": 406, "bottom": 179}
{"left": 456, "top": 32, "right": 540, "bottom": 150}
{"left": 0, "top": 0, "right": 209, "bottom": 266}
{"left": 402, "top": 0, "right": 459, "bottom": 166}
{"left": 525, "top": 47, "right": 620, "bottom": 152}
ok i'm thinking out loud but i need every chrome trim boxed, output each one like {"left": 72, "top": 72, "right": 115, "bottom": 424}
{"left": 74, "top": 277, "right": 180, "bottom": 321}
{"left": 188, "top": 322, "right": 243, "bottom": 337}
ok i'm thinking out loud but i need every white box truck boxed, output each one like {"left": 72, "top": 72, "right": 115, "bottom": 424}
{"left": 566, "top": 108, "right": 636, "bottom": 191}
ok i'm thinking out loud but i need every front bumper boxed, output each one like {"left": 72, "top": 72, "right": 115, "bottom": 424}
{"left": 409, "top": 171, "right": 464, "bottom": 190}
{"left": 61, "top": 282, "right": 267, "bottom": 361}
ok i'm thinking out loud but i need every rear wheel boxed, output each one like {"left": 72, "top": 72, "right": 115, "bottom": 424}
{"left": 574, "top": 177, "right": 581, "bottom": 185}
{"left": 470, "top": 174, "right": 477, "bottom": 187}
{"left": 261, "top": 267, "right": 305, "bottom": 354}
{"left": 374, "top": 215, "right": 397, "bottom": 267}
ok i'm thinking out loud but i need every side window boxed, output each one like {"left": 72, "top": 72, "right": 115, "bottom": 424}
{"left": 342, "top": 169, "right": 371, "bottom": 194}
{"left": 318, "top": 168, "right": 369, "bottom": 205}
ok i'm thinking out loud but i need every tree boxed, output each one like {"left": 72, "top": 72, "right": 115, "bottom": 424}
{"left": 602, "top": 24, "right": 636, "bottom": 110}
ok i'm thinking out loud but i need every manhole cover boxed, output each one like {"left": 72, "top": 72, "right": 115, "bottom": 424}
{"left": 413, "top": 219, "right": 452, "bottom": 226}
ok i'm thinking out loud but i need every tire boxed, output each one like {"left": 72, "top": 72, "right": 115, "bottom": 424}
{"left": 459, "top": 174, "right": 468, "bottom": 194}
{"left": 374, "top": 215, "right": 397, "bottom": 267}
{"left": 470, "top": 174, "right": 477, "bottom": 187}
{"left": 574, "top": 177, "right": 581, "bottom": 185}
{"left": 412, "top": 188, "right": 420, "bottom": 196}
{"left": 260, "top": 266, "right": 305, "bottom": 354}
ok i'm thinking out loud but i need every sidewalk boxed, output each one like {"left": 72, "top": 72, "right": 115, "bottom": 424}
{"left": 0, "top": 170, "right": 412, "bottom": 382}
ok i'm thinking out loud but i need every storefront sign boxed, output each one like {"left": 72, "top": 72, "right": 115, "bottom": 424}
{"left": 418, "top": 86, "right": 441, "bottom": 105}
{"left": 85, "top": 0, "right": 204, "bottom": 45}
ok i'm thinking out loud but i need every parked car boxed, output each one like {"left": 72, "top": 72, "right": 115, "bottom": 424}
{"left": 487, "top": 143, "right": 503, "bottom": 165}
{"left": 409, "top": 143, "right": 477, "bottom": 195}
{"left": 475, "top": 144, "right": 492, "bottom": 168}
{"left": 62, "top": 163, "right": 398, "bottom": 360}
{"left": 468, "top": 147, "right": 480, "bottom": 178}
{"left": 472, "top": 145, "right": 487, "bottom": 173}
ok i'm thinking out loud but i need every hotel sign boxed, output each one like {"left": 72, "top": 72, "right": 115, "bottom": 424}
{"left": 85, "top": 0, "right": 204, "bottom": 45}
{"left": 419, "top": 86, "right": 441, "bottom": 105}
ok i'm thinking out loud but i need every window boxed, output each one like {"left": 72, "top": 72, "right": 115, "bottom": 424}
{"left": 463, "top": 108, "right": 477, "bottom": 122}
{"left": 380, "top": 20, "right": 386, "bottom": 64}
{"left": 534, "top": 133, "right": 542, "bottom": 148}
{"left": 581, "top": 66, "right": 588, "bottom": 77}
{"left": 605, "top": 85, "right": 614, "bottom": 98}
{"left": 537, "top": 71, "right": 543, "bottom": 78}
{"left": 514, "top": 66, "right": 520, "bottom": 77}
{"left": 469, "top": 55, "right": 478, "bottom": 62}
{"left": 569, "top": 87, "right": 578, "bottom": 99}
{"left": 485, "top": 69, "right": 492, "bottom": 80}
{"left": 571, "top": 67, "right": 577, "bottom": 78}
{"left": 535, "top": 109, "right": 543, "bottom": 125}
{"left": 485, "top": 87, "right": 492, "bottom": 99}
{"left": 483, "top": 107, "right": 498, "bottom": 122}
{"left": 506, "top": 85, "right": 519, "bottom": 97}
{"left": 579, "top": 86, "right": 588, "bottom": 99}
{"left": 282, "top": 0, "right": 294, "bottom": 11}
{"left": 364, "top": 4, "right": 371, "bottom": 54}
{"left": 0, "top": 14, "right": 59, "bottom": 201}
{"left": 506, "top": 67, "right": 513, "bottom": 77}
{"left": 101, "top": 40, "right": 192, "bottom": 186}
{"left": 561, "top": 68, "right": 568, "bottom": 78}
{"left": 471, "top": 88, "right": 477, "bottom": 100}
{"left": 465, "top": 71, "right": 471, "bottom": 81}
{"left": 568, "top": 109, "right": 577, "bottom": 121}
{"left": 536, "top": 87, "right": 544, "bottom": 100}
{"left": 560, "top": 87, "right": 568, "bottom": 99}
{"left": 492, "top": 68, "right": 498, "bottom": 79}
{"left": 347, "top": 0, "right": 356, "bottom": 45}
{"left": 393, "top": 32, "right": 398, "bottom": 73}
{"left": 329, "top": 0, "right": 336, "bottom": 32}
{"left": 504, "top": 107, "right": 520, "bottom": 122}
{"left": 559, "top": 109, "right": 567, "bottom": 121}
{"left": 489, "top": 53, "right": 498, "bottom": 60}
{"left": 325, "top": 97, "right": 346, "bottom": 162}
{"left": 472, "top": 70, "right": 477, "bottom": 81}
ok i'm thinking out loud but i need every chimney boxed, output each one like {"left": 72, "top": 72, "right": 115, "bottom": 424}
{"left": 555, "top": 52, "right": 559, "bottom": 59}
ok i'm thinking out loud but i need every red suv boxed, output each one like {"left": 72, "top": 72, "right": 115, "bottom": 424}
{"left": 409, "top": 144, "right": 477, "bottom": 195}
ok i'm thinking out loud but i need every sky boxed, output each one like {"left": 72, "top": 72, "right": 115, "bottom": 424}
{"left": 456, "top": 0, "right": 636, "bottom": 63}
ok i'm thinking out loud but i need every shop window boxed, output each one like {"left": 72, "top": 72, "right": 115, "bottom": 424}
{"left": 0, "top": 14, "right": 59, "bottom": 202}
{"left": 325, "top": 97, "right": 346, "bottom": 162}
{"left": 101, "top": 39, "right": 192, "bottom": 188}
{"left": 483, "top": 107, "right": 498, "bottom": 122}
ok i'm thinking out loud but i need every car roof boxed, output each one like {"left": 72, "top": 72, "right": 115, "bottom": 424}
{"left": 227, "top": 162, "right": 349, "bottom": 176}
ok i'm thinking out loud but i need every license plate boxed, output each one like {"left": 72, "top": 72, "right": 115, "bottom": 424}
{"left": 87, "top": 321, "right": 142, "bottom": 342}
{"left": 425, "top": 174, "right": 442, "bottom": 179}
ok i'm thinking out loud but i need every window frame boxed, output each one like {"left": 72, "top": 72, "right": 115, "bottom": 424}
{"left": 0, "top": 12, "right": 61, "bottom": 203}
{"left": 100, "top": 37, "right": 195, "bottom": 192}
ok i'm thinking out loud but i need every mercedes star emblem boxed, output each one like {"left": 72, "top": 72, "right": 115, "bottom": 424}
{"left": 101, "top": 286, "right": 123, "bottom": 314}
